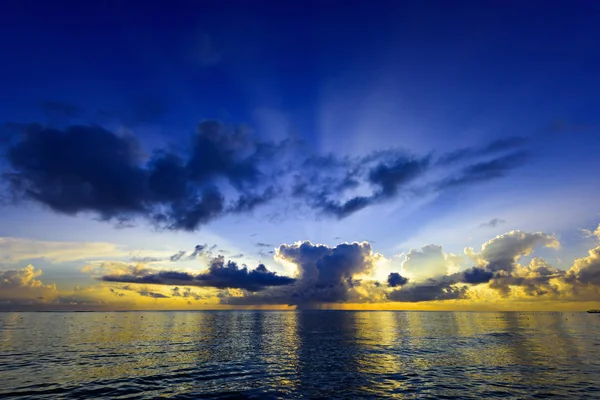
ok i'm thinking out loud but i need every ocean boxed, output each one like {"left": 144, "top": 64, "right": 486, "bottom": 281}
{"left": 1, "top": 311, "right": 599, "bottom": 399}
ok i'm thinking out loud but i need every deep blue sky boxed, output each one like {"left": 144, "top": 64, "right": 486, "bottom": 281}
{"left": 1, "top": 0, "right": 600, "bottom": 296}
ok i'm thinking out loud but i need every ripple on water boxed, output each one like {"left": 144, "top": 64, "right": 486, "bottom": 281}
{"left": 0, "top": 311, "right": 599, "bottom": 399}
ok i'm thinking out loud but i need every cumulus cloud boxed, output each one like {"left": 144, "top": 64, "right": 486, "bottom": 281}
{"left": 4, "top": 225, "right": 600, "bottom": 309}
{"left": 227, "top": 241, "right": 380, "bottom": 306}
{"left": 387, "top": 230, "right": 562, "bottom": 302}
{"left": 566, "top": 246, "right": 600, "bottom": 286}
{"left": 0, "top": 265, "right": 55, "bottom": 290}
{"left": 401, "top": 244, "right": 462, "bottom": 281}
{"left": 471, "top": 230, "right": 559, "bottom": 273}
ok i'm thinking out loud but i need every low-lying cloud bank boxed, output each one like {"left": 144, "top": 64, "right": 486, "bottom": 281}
{"left": 1, "top": 227, "right": 599, "bottom": 310}
{"left": 100, "top": 256, "right": 295, "bottom": 291}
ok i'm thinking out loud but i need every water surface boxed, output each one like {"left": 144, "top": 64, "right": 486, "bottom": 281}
{"left": 1, "top": 311, "right": 599, "bottom": 399}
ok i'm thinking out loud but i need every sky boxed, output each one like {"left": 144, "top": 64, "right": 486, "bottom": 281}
{"left": 1, "top": 0, "right": 599, "bottom": 311}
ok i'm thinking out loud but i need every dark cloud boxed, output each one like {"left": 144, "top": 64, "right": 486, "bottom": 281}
{"left": 169, "top": 251, "right": 186, "bottom": 262}
{"left": 229, "top": 187, "right": 276, "bottom": 213}
{"left": 293, "top": 135, "right": 531, "bottom": 220}
{"left": 387, "top": 272, "right": 408, "bottom": 287}
{"left": 316, "top": 196, "right": 373, "bottom": 219}
{"left": 310, "top": 154, "right": 430, "bottom": 219}
{"left": 459, "top": 267, "right": 494, "bottom": 284}
{"left": 2, "top": 121, "right": 281, "bottom": 231}
{"left": 129, "top": 245, "right": 208, "bottom": 263}
{"left": 188, "top": 244, "right": 206, "bottom": 260}
{"left": 100, "top": 256, "right": 295, "bottom": 291}
{"left": 195, "top": 258, "right": 295, "bottom": 291}
{"left": 367, "top": 156, "right": 430, "bottom": 199}
{"left": 2, "top": 117, "right": 533, "bottom": 226}
{"left": 479, "top": 218, "right": 506, "bottom": 228}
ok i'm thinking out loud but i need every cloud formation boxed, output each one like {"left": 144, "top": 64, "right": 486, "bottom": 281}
{"left": 387, "top": 272, "right": 408, "bottom": 287}
{"left": 100, "top": 256, "right": 295, "bottom": 291}
{"left": 0, "top": 265, "right": 54, "bottom": 290}
{"left": 3, "top": 122, "right": 282, "bottom": 231}
{"left": 2, "top": 120, "right": 532, "bottom": 227}
{"left": 225, "top": 241, "right": 380, "bottom": 306}
{"left": 2, "top": 226, "right": 600, "bottom": 309}
{"left": 387, "top": 230, "right": 561, "bottom": 302}
{"left": 292, "top": 138, "right": 530, "bottom": 219}
{"left": 401, "top": 244, "right": 461, "bottom": 280}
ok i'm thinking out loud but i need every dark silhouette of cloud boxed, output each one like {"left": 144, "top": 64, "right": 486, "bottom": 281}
{"left": 3, "top": 121, "right": 281, "bottom": 231}
{"left": 387, "top": 272, "right": 408, "bottom": 287}
{"left": 309, "top": 154, "right": 430, "bottom": 219}
{"left": 293, "top": 136, "right": 531, "bottom": 219}
{"left": 169, "top": 251, "right": 186, "bottom": 262}
{"left": 2, "top": 118, "right": 532, "bottom": 226}
{"left": 460, "top": 267, "right": 494, "bottom": 284}
{"left": 100, "top": 256, "right": 295, "bottom": 291}
{"left": 188, "top": 244, "right": 206, "bottom": 260}
{"left": 129, "top": 245, "right": 209, "bottom": 263}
